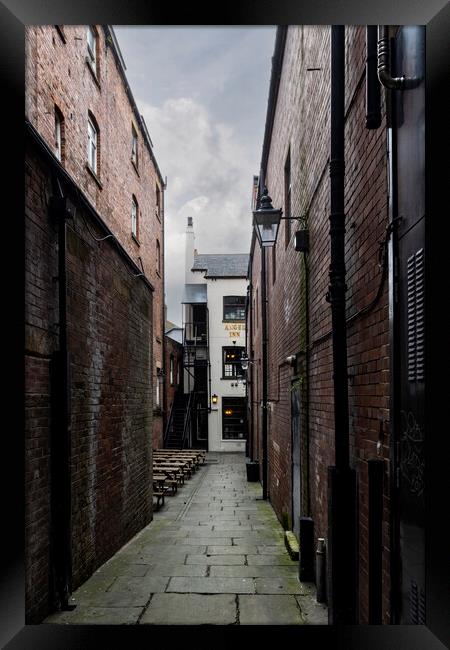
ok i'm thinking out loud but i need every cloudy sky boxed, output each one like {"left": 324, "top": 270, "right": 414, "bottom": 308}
{"left": 113, "top": 26, "right": 276, "bottom": 325}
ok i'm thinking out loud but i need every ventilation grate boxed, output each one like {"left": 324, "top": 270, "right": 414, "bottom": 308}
{"left": 407, "top": 248, "right": 425, "bottom": 382}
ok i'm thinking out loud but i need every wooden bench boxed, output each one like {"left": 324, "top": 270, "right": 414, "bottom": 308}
{"left": 154, "top": 472, "right": 177, "bottom": 495}
{"left": 153, "top": 476, "right": 166, "bottom": 511}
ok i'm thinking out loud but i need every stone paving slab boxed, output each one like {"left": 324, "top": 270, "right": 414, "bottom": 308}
{"left": 94, "top": 563, "right": 151, "bottom": 578}
{"left": 209, "top": 565, "right": 300, "bottom": 578}
{"left": 139, "top": 593, "right": 237, "bottom": 625}
{"left": 255, "top": 577, "right": 311, "bottom": 595}
{"left": 295, "top": 594, "right": 328, "bottom": 624}
{"left": 239, "top": 595, "right": 304, "bottom": 625}
{"left": 173, "top": 537, "right": 232, "bottom": 546}
{"left": 246, "top": 554, "right": 296, "bottom": 565}
{"left": 167, "top": 576, "right": 255, "bottom": 594}
{"left": 206, "top": 545, "right": 257, "bottom": 555}
{"left": 187, "top": 554, "right": 246, "bottom": 565}
{"left": 44, "top": 606, "right": 143, "bottom": 625}
{"left": 145, "top": 564, "right": 208, "bottom": 577}
{"left": 108, "top": 576, "right": 171, "bottom": 594}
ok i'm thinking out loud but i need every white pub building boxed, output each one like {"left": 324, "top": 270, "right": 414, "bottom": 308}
{"left": 181, "top": 217, "right": 249, "bottom": 452}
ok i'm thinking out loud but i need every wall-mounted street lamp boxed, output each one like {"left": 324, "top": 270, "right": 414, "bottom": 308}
{"left": 211, "top": 394, "right": 218, "bottom": 405}
{"left": 252, "top": 187, "right": 282, "bottom": 247}
{"left": 240, "top": 352, "right": 253, "bottom": 372}
{"left": 253, "top": 186, "right": 309, "bottom": 251}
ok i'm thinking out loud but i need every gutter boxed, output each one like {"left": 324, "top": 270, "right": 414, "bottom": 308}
{"left": 259, "top": 26, "right": 288, "bottom": 187}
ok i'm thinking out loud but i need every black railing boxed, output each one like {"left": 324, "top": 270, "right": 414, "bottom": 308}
{"left": 163, "top": 398, "right": 175, "bottom": 447}
{"left": 181, "top": 392, "right": 193, "bottom": 449}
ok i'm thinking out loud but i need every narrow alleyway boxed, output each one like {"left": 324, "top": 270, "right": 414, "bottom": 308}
{"left": 44, "top": 453, "right": 327, "bottom": 625}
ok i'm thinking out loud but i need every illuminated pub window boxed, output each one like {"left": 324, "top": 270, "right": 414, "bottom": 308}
{"left": 223, "top": 296, "right": 246, "bottom": 321}
{"left": 222, "top": 397, "right": 246, "bottom": 440}
{"left": 222, "top": 347, "right": 245, "bottom": 378}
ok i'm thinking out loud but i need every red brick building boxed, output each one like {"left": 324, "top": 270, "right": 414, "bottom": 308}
{"left": 25, "top": 25, "right": 165, "bottom": 622}
{"left": 25, "top": 25, "right": 166, "bottom": 445}
{"left": 163, "top": 321, "right": 184, "bottom": 441}
{"left": 247, "top": 25, "right": 426, "bottom": 625}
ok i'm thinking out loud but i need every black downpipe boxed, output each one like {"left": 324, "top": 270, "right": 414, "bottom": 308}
{"left": 328, "top": 25, "right": 349, "bottom": 472}
{"left": 49, "top": 189, "right": 74, "bottom": 611}
{"left": 368, "top": 459, "right": 384, "bottom": 623}
{"left": 327, "top": 25, "right": 358, "bottom": 625}
{"left": 261, "top": 248, "right": 268, "bottom": 500}
{"left": 366, "top": 26, "right": 382, "bottom": 129}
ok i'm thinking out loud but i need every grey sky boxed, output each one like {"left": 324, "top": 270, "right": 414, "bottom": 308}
{"left": 113, "top": 26, "right": 276, "bottom": 325}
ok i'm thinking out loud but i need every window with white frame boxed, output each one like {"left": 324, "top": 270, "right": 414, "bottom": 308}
{"left": 131, "top": 196, "right": 138, "bottom": 238}
{"left": 131, "top": 124, "right": 138, "bottom": 168}
{"left": 87, "top": 116, "right": 98, "bottom": 173}
{"left": 223, "top": 296, "right": 246, "bottom": 321}
{"left": 87, "top": 26, "right": 97, "bottom": 73}
{"left": 222, "top": 347, "right": 245, "bottom": 378}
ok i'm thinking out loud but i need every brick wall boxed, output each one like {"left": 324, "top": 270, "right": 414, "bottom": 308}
{"left": 25, "top": 140, "right": 153, "bottom": 623}
{"left": 163, "top": 335, "right": 184, "bottom": 444}
{"left": 25, "top": 25, "right": 164, "bottom": 450}
{"left": 248, "top": 26, "right": 391, "bottom": 623}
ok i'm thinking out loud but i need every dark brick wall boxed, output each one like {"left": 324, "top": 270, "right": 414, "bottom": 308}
{"left": 248, "top": 26, "right": 391, "bottom": 623}
{"left": 163, "top": 335, "right": 183, "bottom": 446}
{"left": 25, "top": 25, "right": 165, "bottom": 451}
{"left": 25, "top": 141, "right": 153, "bottom": 623}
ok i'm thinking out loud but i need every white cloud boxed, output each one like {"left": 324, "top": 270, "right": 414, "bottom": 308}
{"left": 142, "top": 97, "right": 255, "bottom": 322}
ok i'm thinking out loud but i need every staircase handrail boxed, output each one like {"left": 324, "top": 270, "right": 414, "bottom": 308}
{"left": 181, "top": 392, "right": 194, "bottom": 449}
{"left": 163, "top": 397, "right": 175, "bottom": 446}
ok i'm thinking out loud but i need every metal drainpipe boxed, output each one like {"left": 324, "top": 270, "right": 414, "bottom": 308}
{"left": 326, "top": 25, "right": 358, "bottom": 624}
{"left": 49, "top": 184, "right": 75, "bottom": 611}
{"left": 366, "top": 26, "right": 382, "bottom": 129}
{"left": 261, "top": 246, "right": 268, "bottom": 500}
{"left": 377, "top": 26, "right": 406, "bottom": 90}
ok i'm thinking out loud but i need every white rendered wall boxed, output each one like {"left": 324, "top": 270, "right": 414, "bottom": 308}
{"left": 207, "top": 277, "right": 247, "bottom": 452}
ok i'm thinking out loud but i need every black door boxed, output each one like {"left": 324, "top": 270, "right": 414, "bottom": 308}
{"left": 391, "top": 25, "right": 426, "bottom": 625}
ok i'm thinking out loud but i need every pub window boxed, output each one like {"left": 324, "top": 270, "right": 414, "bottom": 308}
{"left": 223, "top": 296, "right": 246, "bottom": 321}
{"left": 131, "top": 196, "right": 138, "bottom": 239}
{"left": 222, "top": 346, "right": 245, "bottom": 378}
{"left": 222, "top": 397, "right": 246, "bottom": 440}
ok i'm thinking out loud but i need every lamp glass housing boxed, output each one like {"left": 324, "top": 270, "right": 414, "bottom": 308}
{"left": 253, "top": 211, "right": 281, "bottom": 247}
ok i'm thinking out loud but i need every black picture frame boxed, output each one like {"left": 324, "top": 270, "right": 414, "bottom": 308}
{"left": 2, "top": 0, "right": 449, "bottom": 647}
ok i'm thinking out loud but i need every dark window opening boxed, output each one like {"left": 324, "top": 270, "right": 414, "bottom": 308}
{"left": 223, "top": 295, "right": 246, "bottom": 321}
{"left": 222, "top": 346, "right": 245, "bottom": 378}
{"left": 222, "top": 397, "right": 246, "bottom": 440}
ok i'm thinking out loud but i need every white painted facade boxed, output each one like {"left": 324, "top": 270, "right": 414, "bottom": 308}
{"left": 183, "top": 218, "right": 247, "bottom": 452}
{"left": 206, "top": 277, "right": 247, "bottom": 452}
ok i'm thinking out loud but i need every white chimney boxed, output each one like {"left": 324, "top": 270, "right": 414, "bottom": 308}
{"left": 185, "top": 216, "right": 195, "bottom": 283}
